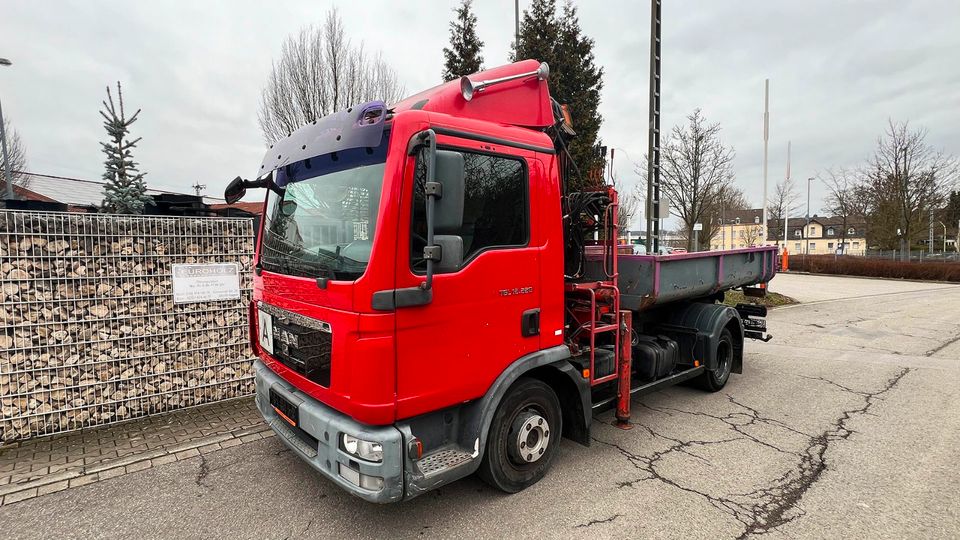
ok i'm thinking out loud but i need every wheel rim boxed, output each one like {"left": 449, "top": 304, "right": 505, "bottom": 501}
{"left": 508, "top": 410, "right": 551, "bottom": 465}
{"left": 716, "top": 339, "right": 732, "bottom": 383}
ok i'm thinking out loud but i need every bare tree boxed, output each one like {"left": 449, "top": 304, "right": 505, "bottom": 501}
{"left": 820, "top": 167, "right": 860, "bottom": 253}
{"left": 705, "top": 184, "right": 749, "bottom": 248}
{"left": 1, "top": 117, "right": 29, "bottom": 191}
{"left": 651, "top": 109, "right": 736, "bottom": 251}
{"left": 738, "top": 223, "right": 764, "bottom": 247}
{"left": 767, "top": 177, "right": 799, "bottom": 246}
{"left": 616, "top": 191, "right": 641, "bottom": 235}
{"left": 257, "top": 9, "right": 406, "bottom": 144}
{"left": 607, "top": 151, "right": 642, "bottom": 235}
{"left": 864, "top": 120, "right": 956, "bottom": 257}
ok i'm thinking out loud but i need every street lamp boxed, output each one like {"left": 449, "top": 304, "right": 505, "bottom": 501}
{"left": 804, "top": 176, "right": 813, "bottom": 259}
{"left": 0, "top": 57, "right": 13, "bottom": 201}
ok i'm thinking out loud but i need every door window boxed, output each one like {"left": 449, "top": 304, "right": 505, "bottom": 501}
{"left": 411, "top": 150, "right": 529, "bottom": 272}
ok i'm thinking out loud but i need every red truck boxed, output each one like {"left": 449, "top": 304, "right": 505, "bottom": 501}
{"left": 225, "top": 60, "right": 776, "bottom": 502}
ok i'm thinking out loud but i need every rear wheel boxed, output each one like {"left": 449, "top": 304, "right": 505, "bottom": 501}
{"left": 697, "top": 328, "right": 734, "bottom": 391}
{"left": 478, "top": 377, "right": 562, "bottom": 493}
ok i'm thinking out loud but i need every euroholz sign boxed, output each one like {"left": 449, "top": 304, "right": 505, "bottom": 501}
{"left": 171, "top": 263, "right": 241, "bottom": 304}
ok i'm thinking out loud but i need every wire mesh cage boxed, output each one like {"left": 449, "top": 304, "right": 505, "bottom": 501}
{"left": 0, "top": 210, "right": 256, "bottom": 442}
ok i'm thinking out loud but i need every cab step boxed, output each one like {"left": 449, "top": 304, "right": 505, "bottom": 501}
{"left": 416, "top": 447, "right": 475, "bottom": 478}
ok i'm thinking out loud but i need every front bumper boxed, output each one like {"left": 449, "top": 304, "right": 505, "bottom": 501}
{"left": 254, "top": 360, "right": 404, "bottom": 503}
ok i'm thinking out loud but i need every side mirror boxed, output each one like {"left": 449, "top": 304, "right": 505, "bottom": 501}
{"left": 412, "top": 130, "right": 467, "bottom": 291}
{"left": 434, "top": 235, "right": 464, "bottom": 272}
{"left": 224, "top": 175, "right": 274, "bottom": 204}
{"left": 224, "top": 176, "right": 246, "bottom": 204}
{"left": 433, "top": 150, "right": 465, "bottom": 234}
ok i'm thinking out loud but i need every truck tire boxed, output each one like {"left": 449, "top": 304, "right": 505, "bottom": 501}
{"left": 478, "top": 377, "right": 562, "bottom": 493}
{"left": 697, "top": 328, "right": 734, "bottom": 392}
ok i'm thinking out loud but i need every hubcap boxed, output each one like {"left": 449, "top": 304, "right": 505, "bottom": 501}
{"left": 512, "top": 413, "right": 550, "bottom": 464}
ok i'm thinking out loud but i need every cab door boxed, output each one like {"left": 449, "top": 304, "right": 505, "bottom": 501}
{"left": 393, "top": 133, "right": 543, "bottom": 420}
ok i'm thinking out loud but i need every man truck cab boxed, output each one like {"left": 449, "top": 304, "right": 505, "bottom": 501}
{"left": 226, "top": 60, "right": 775, "bottom": 502}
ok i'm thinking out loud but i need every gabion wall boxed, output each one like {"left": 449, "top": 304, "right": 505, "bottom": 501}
{"left": 0, "top": 211, "right": 256, "bottom": 442}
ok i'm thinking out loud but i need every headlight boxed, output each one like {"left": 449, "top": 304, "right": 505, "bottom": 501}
{"left": 341, "top": 434, "right": 383, "bottom": 462}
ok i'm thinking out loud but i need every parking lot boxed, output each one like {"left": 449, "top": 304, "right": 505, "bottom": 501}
{"left": 1, "top": 273, "right": 958, "bottom": 539}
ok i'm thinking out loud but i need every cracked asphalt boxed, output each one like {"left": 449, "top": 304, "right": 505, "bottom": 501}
{"left": 2, "top": 274, "right": 958, "bottom": 539}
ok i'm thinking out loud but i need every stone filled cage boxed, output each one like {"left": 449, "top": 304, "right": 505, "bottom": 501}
{"left": 0, "top": 210, "right": 256, "bottom": 442}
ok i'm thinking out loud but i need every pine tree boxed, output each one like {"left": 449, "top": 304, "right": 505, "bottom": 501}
{"left": 514, "top": 0, "right": 604, "bottom": 190}
{"left": 442, "top": 0, "right": 485, "bottom": 82}
{"left": 100, "top": 82, "right": 150, "bottom": 214}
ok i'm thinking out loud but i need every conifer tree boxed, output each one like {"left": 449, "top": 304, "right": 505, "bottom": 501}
{"left": 442, "top": 0, "right": 485, "bottom": 82}
{"left": 100, "top": 82, "right": 150, "bottom": 214}
{"left": 514, "top": 0, "right": 604, "bottom": 189}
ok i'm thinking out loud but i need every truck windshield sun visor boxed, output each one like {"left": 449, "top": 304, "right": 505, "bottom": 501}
{"left": 259, "top": 132, "right": 390, "bottom": 282}
{"left": 275, "top": 134, "right": 390, "bottom": 188}
{"left": 259, "top": 100, "right": 387, "bottom": 177}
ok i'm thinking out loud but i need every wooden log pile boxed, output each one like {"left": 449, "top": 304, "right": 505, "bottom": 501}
{"left": 0, "top": 211, "right": 256, "bottom": 442}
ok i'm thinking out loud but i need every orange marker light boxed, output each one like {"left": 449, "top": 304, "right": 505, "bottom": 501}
{"left": 582, "top": 369, "right": 590, "bottom": 378}
{"left": 413, "top": 439, "right": 423, "bottom": 459}
{"left": 694, "top": 360, "right": 700, "bottom": 367}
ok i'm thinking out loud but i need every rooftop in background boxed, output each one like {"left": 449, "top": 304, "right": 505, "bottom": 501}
{"left": 9, "top": 171, "right": 227, "bottom": 208}
{"left": 209, "top": 202, "right": 263, "bottom": 214}
{"left": 4, "top": 171, "right": 261, "bottom": 218}
{"left": 716, "top": 208, "right": 867, "bottom": 241}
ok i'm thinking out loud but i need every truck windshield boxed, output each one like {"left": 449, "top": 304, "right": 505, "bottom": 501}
{"left": 259, "top": 137, "right": 388, "bottom": 281}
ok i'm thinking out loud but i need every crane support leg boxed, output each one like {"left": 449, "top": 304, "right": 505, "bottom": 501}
{"left": 615, "top": 310, "right": 633, "bottom": 429}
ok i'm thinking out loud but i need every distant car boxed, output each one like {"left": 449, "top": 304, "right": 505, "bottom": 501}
{"left": 632, "top": 244, "right": 685, "bottom": 255}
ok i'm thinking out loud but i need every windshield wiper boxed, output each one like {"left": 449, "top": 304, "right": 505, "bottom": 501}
{"left": 316, "top": 246, "right": 364, "bottom": 265}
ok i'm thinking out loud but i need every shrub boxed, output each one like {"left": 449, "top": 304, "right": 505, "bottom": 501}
{"left": 789, "top": 255, "right": 960, "bottom": 282}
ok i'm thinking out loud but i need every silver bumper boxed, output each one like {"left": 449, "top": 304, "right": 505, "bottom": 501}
{"left": 254, "top": 360, "right": 404, "bottom": 503}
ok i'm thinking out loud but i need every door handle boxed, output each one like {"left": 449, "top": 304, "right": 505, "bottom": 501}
{"left": 521, "top": 308, "right": 540, "bottom": 337}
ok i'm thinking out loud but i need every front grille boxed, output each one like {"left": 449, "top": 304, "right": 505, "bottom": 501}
{"left": 261, "top": 303, "right": 333, "bottom": 387}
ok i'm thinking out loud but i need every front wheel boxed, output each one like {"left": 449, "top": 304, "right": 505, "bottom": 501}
{"left": 478, "top": 377, "right": 562, "bottom": 493}
{"left": 697, "top": 328, "right": 735, "bottom": 392}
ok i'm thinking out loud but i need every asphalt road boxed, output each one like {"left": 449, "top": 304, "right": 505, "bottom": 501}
{"left": 2, "top": 273, "right": 958, "bottom": 539}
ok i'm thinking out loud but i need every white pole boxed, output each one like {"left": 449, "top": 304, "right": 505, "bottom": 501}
{"left": 783, "top": 140, "right": 790, "bottom": 250}
{"left": 515, "top": 0, "right": 520, "bottom": 47}
{"left": 762, "top": 79, "right": 769, "bottom": 244}
{"left": 805, "top": 177, "right": 812, "bottom": 257}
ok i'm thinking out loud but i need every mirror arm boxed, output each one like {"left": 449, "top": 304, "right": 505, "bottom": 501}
{"left": 420, "top": 129, "right": 438, "bottom": 291}
{"left": 225, "top": 172, "right": 279, "bottom": 204}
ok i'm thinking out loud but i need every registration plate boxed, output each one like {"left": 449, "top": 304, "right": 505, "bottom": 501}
{"left": 257, "top": 308, "right": 274, "bottom": 355}
{"left": 269, "top": 388, "right": 299, "bottom": 427}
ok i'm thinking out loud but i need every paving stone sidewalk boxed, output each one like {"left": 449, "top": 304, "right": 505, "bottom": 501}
{"left": 0, "top": 397, "right": 270, "bottom": 506}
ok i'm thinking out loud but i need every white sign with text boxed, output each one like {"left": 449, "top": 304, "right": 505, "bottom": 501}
{"left": 171, "top": 263, "right": 241, "bottom": 304}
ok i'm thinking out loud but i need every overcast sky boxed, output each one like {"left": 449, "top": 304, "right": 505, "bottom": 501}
{"left": 3, "top": 0, "right": 959, "bottom": 225}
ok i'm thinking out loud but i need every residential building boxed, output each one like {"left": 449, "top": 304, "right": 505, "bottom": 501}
{"left": 711, "top": 209, "right": 868, "bottom": 255}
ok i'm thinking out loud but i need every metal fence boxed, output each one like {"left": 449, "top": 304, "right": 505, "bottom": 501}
{"left": 0, "top": 210, "right": 256, "bottom": 442}
{"left": 862, "top": 249, "right": 960, "bottom": 263}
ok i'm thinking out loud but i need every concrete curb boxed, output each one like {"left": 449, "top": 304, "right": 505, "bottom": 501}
{"left": 0, "top": 423, "right": 272, "bottom": 506}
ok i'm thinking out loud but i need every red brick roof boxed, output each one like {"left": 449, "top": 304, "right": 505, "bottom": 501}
{"left": 209, "top": 202, "right": 263, "bottom": 214}
{"left": 1, "top": 181, "right": 59, "bottom": 203}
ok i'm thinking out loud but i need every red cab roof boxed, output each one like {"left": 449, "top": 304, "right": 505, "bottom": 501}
{"left": 392, "top": 60, "right": 554, "bottom": 129}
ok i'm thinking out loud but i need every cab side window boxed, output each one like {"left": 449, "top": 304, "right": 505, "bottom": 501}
{"left": 412, "top": 150, "right": 528, "bottom": 272}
